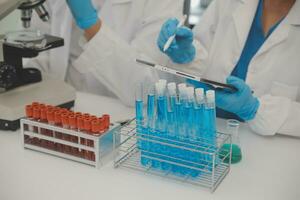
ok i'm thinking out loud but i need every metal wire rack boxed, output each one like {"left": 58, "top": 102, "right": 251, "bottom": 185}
{"left": 113, "top": 119, "right": 232, "bottom": 192}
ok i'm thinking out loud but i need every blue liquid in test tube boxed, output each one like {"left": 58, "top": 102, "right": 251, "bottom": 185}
{"left": 135, "top": 83, "right": 147, "bottom": 166}
{"left": 204, "top": 90, "right": 217, "bottom": 170}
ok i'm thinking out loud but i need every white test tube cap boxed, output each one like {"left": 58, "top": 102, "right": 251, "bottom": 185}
{"left": 178, "top": 83, "right": 187, "bottom": 90}
{"left": 206, "top": 90, "right": 215, "bottom": 103}
{"left": 167, "top": 82, "right": 176, "bottom": 94}
{"left": 195, "top": 88, "right": 205, "bottom": 103}
{"left": 195, "top": 88, "right": 204, "bottom": 98}
{"left": 159, "top": 79, "right": 167, "bottom": 87}
{"left": 155, "top": 82, "right": 164, "bottom": 96}
{"left": 187, "top": 87, "right": 195, "bottom": 99}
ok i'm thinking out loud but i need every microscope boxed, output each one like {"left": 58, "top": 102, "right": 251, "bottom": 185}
{"left": 0, "top": 0, "right": 76, "bottom": 131}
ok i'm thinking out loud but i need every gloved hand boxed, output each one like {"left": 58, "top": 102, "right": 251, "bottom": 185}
{"left": 66, "top": 0, "right": 99, "bottom": 29}
{"left": 215, "top": 76, "right": 260, "bottom": 121}
{"left": 157, "top": 18, "right": 196, "bottom": 64}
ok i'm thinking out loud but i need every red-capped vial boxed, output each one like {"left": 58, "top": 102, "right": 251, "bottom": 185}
{"left": 77, "top": 116, "right": 84, "bottom": 131}
{"left": 54, "top": 111, "right": 62, "bottom": 126}
{"left": 62, "top": 113, "right": 69, "bottom": 128}
{"left": 69, "top": 115, "right": 77, "bottom": 130}
{"left": 102, "top": 114, "right": 110, "bottom": 130}
{"left": 54, "top": 111, "right": 63, "bottom": 152}
{"left": 84, "top": 118, "right": 92, "bottom": 133}
{"left": 91, "top": 120, "right": 100, "bottom": 135}
{"left": 69, "top": 114, "right": 79, "bottom": 156}
{"left": 40, "top": 108, "right": 48, "bottom": 122}
{"left": 33, "top": 107, "right": 41, "bottom": 120}
{"left": 40, "top": 107, "right": 49, "bottom": 148}
{"left": 25, "top": 105, "right": 33, "bottom": 118}
{"left": 46, "top": 109, "right": 55, "bottom": 150}
{"left": 24, "top": 105, "right": 33, "bottom": 142}
{"left": 47, "top": 110, "right": 55, "bottom": 125}
{"left": 99, "top": 117, "right": 105, "bottom": 133}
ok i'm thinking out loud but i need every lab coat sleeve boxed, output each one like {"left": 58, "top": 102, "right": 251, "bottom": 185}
{"left": 73, "top": 0, "right": 184, "bottom": 106}
{"left": 248, "top": 95, "right": 300, "bottom": 137}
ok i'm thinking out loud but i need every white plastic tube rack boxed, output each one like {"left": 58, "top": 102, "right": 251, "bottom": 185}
{"left": 21, "top": 118, "right": 120, "bottom": 168}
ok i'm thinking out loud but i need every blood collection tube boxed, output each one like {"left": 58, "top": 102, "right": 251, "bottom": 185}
{"left": 102, "top": 114, "right": 110, "bottom": 131}
{"left": 54, "top": 111, "right": 63, "bottom": 152}
{"left": 62, "top": 113, "right": 71, "bottom": 154}
{"left": 83, "top": 117, "right": 92, "bottom": 160}
{"left": 69, "top": 114, "right": 79, "bottom": 156}
{"left": 99, "top": 117, "right": 106, "bottom": 134}
{"left": 32, "top": 106, "right": 41, "bottom": 145}
{"left": 25, "top": 105, "right": 33, "bottom": 130}
{"left": 77, "top": 116, "right": 85, "bottom": 158}
{"left": 46, "top": 109, "right": 55, "bottom": 150}
{"left": 90, "top": 120, "right": 101, "bottom": 161}
{"left": 40, "top": 107, "right": 48, "bottom": 148}
{"left": 24, "top": 105, "right": 34, "bottom": 143}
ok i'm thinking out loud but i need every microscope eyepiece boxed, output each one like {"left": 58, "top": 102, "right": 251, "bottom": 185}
{"left": 18, "top": 0, "right": 49, "bottom": 28}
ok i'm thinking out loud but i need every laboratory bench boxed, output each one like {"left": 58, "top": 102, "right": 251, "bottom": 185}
{"left": 0, "top": 92, "right": 299, "bottom": 200}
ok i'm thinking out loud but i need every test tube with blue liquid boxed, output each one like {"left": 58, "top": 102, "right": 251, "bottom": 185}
{"left": 204, "top": 90, "right": 217, "bottom": 169}
{"left": 135, "top": 83, "right": 146, "bottom": 165}
{"left": 156, "top": 80, "right": 172, "bottom": 171}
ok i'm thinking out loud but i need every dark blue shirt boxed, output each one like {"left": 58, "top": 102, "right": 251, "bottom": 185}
{"left": 217, "top": 0, "right": 284, "bottom": 120}
{"left": 231, "top": 0, "right": 283, "bottom": 80}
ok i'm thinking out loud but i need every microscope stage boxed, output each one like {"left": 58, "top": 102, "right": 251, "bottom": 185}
{"left": 0, "top": 77, "right": 76, "bottom": 130}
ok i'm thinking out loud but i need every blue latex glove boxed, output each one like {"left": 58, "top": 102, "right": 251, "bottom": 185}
{"left": 157, "top": 18, "right": 196, "bottom": 64}
{"left": 66, "top": 0, "right": 99, "bottom": 29}
{"left": 215, "top": 76, "right": 260, "bottom": 121}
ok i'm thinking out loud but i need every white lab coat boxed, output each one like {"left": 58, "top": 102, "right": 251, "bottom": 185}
{"left": 181, "top": 0, "right": 300, "bottom": 137}
{"left": 28, "top": 0, "right": 183, "bottom": 106}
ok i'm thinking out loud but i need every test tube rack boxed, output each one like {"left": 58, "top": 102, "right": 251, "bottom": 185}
{"left": 20, "top": 103, "right": 119, "bottom": 168}
{"left": 113, "top": 119, "right": 232, "bottom": 192}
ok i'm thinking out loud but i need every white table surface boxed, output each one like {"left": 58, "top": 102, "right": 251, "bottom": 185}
{"left": 1, "top": 92, "right": 300, "bottom": 200}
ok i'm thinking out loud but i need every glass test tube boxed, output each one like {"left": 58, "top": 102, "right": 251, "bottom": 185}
{"left": 226, "top": 119, "right": 242, "bottom": 164}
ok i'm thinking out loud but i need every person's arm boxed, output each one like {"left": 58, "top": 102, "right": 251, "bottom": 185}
{"left": 84, "top": 20, "right": 102, "bottom": 41}
{"left": 248, "top": 92, "right": 300, "bottom": 137}
{"left": 73, "top": 0, "right": 184, "bottom": 106}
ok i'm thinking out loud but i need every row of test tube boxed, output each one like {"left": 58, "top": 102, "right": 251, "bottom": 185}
{"left": 135, "top": 80, "right": 217, "bottom": 177}
{"left": 24, "top": 102, "right": 110, "bottom": 161}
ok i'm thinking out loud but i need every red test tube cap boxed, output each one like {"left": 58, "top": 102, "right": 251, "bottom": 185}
{"left": 102, "top": 114, "right": 110, "bottom": 129}
{"left": 91, "top": 120, "right": 100, "bottom": 134}
{"left": 77, "top": 116, "right": 84, "bottom": 131}
{"left": 69, "top": 115, "right": 77, "bottom": 129}
{"left": 99, "top": 117, "right": 105, "bottom": 133}
{"left": 40, "top": 108, "right": 47, "bottom": 121}
{"left": 25, "top": 105, "right": 33, "bottom": 118}
{"left": 47, "top": 110, "right": 55, "bottom": 123}
{"left": 54, "top": 111, "right": 62, "bottom": 124}
{"left": 32, "top": 102, "right": 40, "bottom": 107}
{"left": 62, "top": 113, "right": 69, "bottom": 126}
{"left": 33, "top": 107, "right": 41, "bottom": 120}
{"left": 84, "top": 118, "right": 92, "bottom": 132}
